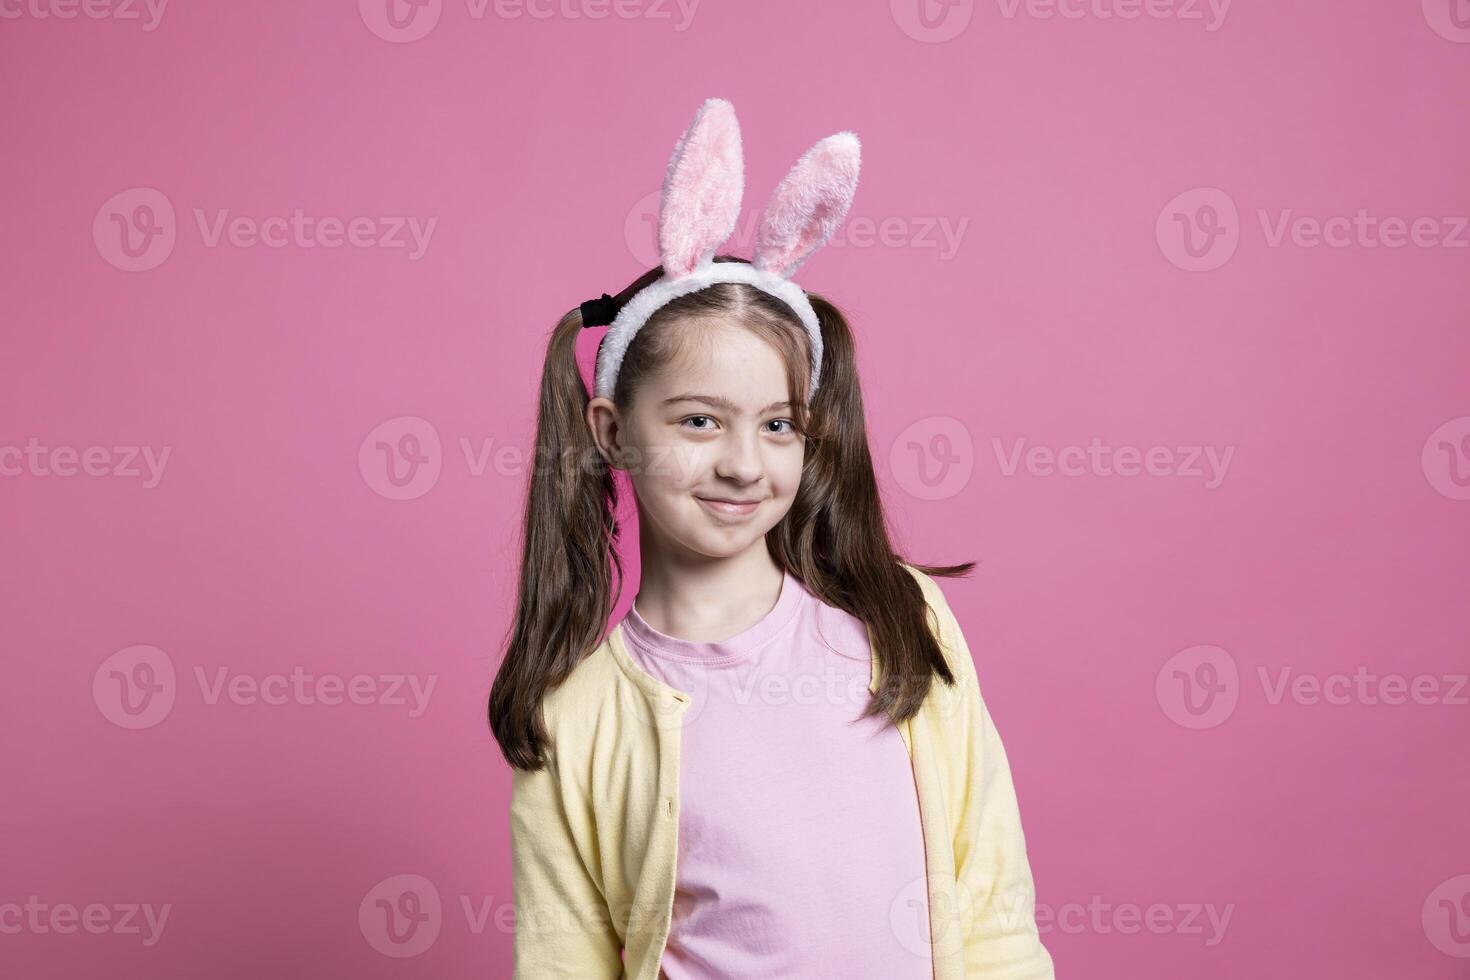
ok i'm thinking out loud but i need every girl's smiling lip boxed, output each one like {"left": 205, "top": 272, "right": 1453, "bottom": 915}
{"left": 695, "top": 495, "right": 761, "bottom": 518}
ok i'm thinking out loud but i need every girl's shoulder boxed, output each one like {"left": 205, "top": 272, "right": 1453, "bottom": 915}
{"left": 542, "top": 630, "right": 622, "bottom": 719}
{"left": 898, "top": 561, "right": 953, "bottom": 632}
{"left": 540, "top": 623, "right": 665, "bottom": 748}
{"left": 898, "top": 560, "right": 943, "bottom": 604}
{"left": 898, "top": 561, "right": 979, "bottom": 684}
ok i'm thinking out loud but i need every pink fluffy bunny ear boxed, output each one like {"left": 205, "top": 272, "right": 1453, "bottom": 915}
{"left": 659, "top": 98, "right": 745, "bottom": 279}
{"left": 753, "top": 131, "right": 861, "bottom": 279}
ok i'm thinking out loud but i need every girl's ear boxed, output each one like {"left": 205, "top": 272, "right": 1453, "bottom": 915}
{"left": 752, "top": 131, "right": 861, "bottom": 280}
{"left": 658, "top": 98, "right": 745, "bottom": 279}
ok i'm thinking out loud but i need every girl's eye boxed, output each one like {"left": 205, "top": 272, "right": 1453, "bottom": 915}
{"left": 677, "top": 416, "right": 798, "bottom": 435}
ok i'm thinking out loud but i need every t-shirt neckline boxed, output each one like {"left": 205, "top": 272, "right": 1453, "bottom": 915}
{"left": 623, "top": 568, "right": 806, "bottom": 664}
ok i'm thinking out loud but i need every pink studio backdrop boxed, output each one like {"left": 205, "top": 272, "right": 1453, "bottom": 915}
{"left": 2, "top": 1, "right": 1468, "bottom": 977}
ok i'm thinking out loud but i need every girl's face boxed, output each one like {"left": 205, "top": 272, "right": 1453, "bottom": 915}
{"left": 586, "top": 319, "right": 807, "bottom": 562}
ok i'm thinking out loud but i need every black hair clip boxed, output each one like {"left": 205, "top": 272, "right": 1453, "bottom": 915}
{"left": 580, "top": 293, "right": 619, "bottom": 327}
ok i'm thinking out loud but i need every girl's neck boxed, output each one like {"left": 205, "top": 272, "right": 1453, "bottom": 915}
{"left": 632, "top": 547, "right": 786, "bottom": 644}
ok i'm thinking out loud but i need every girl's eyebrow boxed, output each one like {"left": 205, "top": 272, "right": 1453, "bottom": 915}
{"left": 662, "top": 394, "right": 791, "bottom": 414}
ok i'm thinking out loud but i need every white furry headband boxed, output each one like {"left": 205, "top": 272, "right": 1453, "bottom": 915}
{"left": 586, "top": 98, "right": 861, "bottom": 402}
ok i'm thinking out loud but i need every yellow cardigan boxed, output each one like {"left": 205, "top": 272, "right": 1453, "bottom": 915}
{"left": 509, "top": 563, "right": 1056, "bottom": 979}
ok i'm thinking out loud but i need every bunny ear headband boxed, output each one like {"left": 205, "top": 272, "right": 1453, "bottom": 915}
{"left": 584, "top": 98, "right": 861, "bottom": 402}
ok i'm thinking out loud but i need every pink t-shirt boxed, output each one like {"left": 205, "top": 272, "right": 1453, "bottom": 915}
{"left": 619, "top": 568, "right": 934, "bottom": 978}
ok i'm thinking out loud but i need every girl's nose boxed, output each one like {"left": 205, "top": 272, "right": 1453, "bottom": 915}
{"left": 714, "top": 432, "right": 763, "bottom": 483}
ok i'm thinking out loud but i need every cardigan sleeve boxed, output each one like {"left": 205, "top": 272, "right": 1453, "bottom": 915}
{"left": 924, "top": 575, "right": 1057, "bottom": 980}
{"left": 509, "top": 739, "right": 623, "bottom": 978}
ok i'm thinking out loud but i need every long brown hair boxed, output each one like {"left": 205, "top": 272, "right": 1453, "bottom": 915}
{"left": 489, "top": 256, "right": 975, "bottom": 771}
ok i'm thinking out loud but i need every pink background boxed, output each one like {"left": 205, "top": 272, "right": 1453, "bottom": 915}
{"left": 3, "top": 0, "right": 1469, "bottom": 977}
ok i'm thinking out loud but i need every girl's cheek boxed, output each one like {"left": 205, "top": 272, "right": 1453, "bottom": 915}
{"left": 644, "top": 442, "right": 708, "bottom": 487}
{"left": 678, "top": 442, "right": 719, "bottom": 478}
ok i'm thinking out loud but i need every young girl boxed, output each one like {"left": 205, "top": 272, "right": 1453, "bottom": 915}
{"left": 490, "top": 99, "right": 1055, "bottom": 980}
